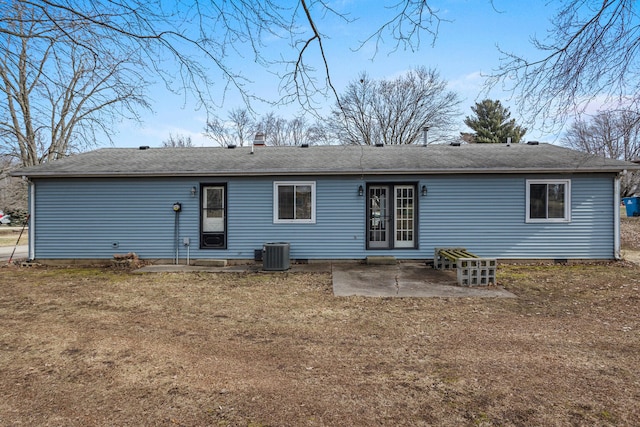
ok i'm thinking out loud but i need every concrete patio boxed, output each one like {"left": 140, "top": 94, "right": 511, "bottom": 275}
{"left": 134, "top": 261, "right": 517, "bottom": 298}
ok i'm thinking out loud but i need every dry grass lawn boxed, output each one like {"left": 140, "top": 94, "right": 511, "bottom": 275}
{"left": 0, "top": 228, "right": 27, "bottom": 247}
{"left": 0, "top": 220, "right": 639, "bottom": 426}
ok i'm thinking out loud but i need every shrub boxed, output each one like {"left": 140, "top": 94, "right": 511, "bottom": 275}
{"left": 3, "top": 208, "right": 28, "bottom": 226}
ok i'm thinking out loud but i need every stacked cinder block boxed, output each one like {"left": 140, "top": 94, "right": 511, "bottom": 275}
{"left": 456, "top": 258, "right": 497, "bottom": 286}
{"left": 434, "top": 247, "right": 497, "bottom": 287}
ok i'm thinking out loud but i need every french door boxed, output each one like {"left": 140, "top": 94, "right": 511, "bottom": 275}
{"left": 367, "top": 184, "right": 416, "bottom": 249}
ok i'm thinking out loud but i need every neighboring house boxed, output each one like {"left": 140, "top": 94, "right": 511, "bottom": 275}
{"left": 11, "top": 143, "right": 638, "bottom": 263}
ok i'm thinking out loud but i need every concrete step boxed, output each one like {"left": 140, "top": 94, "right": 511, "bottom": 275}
{"left": 193, "top": 259, "right": 227, "bottom": 267}
{"left": 366, "top": 256, "right": 396, "bottom": 265}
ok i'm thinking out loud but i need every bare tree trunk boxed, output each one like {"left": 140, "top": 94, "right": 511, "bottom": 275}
{"left": 562, "top": 109, "right": 640, "bottom": 195}
{"left": 0, "top": 3, "right": 149, "bottom": 166}
{"left": 489, "top": 0, "right": 640, "bottom": 131}
{"left": 330, "top": 68, "right": 460, "bottom": 145}
{"left": 2, "top": 0, "right": 445, "bottom": 163}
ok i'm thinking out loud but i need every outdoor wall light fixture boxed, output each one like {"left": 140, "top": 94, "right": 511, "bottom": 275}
{"left": 421, "top": 185, "right": 427, "bottom": 196}
{"left": 190, "top": 186, "right": 197, "bottom": 197}
{"left": 358, "top": 185, "right": 364, "bottom": 196}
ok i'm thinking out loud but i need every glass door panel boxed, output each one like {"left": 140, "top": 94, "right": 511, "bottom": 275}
{"left": 394, "top": 185, "right": 414, "bottom": 248}
{"left": 203, "top": 186, "right": 225, "bottom": 232}
{"left": 368, "top": 185, "right": 389, "bottom": 248}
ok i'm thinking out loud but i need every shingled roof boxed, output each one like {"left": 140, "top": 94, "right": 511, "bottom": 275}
{"left": 12, "top": 143, "right": 638, "bottom": 178}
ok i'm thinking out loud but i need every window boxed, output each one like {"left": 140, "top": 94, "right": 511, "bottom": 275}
{"left": 274, "top": 181, "right": 316, "bottom": 223}
{"left": 526, "top": 179, "right": 571, "bottom": 222}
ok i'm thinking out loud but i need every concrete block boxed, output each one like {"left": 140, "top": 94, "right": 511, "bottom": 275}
{"left": 434, "top": 249, "right": 497, "bottom": 286}
{"left": 456, "top": 264, "right": 496, "bottom": 286}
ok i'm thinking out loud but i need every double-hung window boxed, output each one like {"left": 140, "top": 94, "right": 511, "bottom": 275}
{"left": 526, "top": 179, "right": 571, "bottom": 222}
{"left": 274, "top": 181, "right": 316, "bottom": 223}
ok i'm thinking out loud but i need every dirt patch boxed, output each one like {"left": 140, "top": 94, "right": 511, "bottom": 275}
{"left": 621, "top": 216, "right": 640, "bottom": 250}
{"left": 0, "top": 263, "right": 639, "bottom": 426}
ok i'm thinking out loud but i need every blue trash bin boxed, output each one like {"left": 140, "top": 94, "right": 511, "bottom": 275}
{"left": 622, "top": 197, "right": 640, "bottom": 217}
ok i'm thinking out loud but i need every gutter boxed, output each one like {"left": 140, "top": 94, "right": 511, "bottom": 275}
{"left": 11, "top": 167, "right": 634, "bottom": 179}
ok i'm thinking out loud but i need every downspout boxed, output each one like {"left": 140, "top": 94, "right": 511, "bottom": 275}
{"left": 174, "top": 209, "right": 180, "bottom": 264}
{"left": 614, "top": 172, "right": 622, "bottom": 260}
{"left": 28, "top": 178, "right": 35, "bottom": 261}
{"left": 172, "top": 202, "right": 182, "bottom": 265}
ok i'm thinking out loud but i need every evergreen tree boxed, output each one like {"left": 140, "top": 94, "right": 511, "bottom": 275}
{"left": 463, "top": 99, "right": 527, "bottom": 143}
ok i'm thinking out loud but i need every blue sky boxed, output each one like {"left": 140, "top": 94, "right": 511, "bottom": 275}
{"left": 115, "top": 0, "right": 554, "bottom": 148}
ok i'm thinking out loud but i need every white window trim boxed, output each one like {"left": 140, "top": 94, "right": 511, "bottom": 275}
{"left": 526, "top": 179, "right": 571, "bottom": 223}
{"left": 273, "top": 181, "right": 316, "bottom": 224}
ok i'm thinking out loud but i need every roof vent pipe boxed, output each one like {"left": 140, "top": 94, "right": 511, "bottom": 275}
{"left": 422, "top": 126, "right": 430, "bottom": 146}
{"left": 506, "top": 137, "right": 512, "bottom": 147}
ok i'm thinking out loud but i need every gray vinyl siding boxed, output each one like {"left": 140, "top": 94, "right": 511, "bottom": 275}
{"left": 30, "top": 173, "right": 617, "bottom": 260}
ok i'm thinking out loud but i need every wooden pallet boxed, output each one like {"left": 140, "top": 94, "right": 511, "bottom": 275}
{"left": 434, "top": 247, "right": 478, "bottom": 269}
{"left": 434, "top": 247, "right": 497, "bottom": 286}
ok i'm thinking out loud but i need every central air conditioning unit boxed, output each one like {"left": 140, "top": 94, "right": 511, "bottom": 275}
{"left": 262, "top": 242, "right": 290, "bottom": 271}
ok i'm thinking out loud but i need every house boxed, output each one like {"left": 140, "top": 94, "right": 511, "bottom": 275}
{"left": 12, "top": 143, "right": 638, "bottom": 264}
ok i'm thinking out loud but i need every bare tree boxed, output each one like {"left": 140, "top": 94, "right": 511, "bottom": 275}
{"left": 161, "top": 134, "right": 194, "bottom": 148}
{"left": 329, "top": 73, "right": 378, "bottom": 146}
{"left": 204, "top": 108, "right": 255, "bottom": 147}
{"left": 329, "top": 67, "right": 461, "bottom": 145}
{"left": 562, "top": 109, "right": 640, "bottom": 196}
{"left": 228, "top": 108, "right": 256, "bottom": 147}
{"left": 257, "top": 113, "right": 328, "bottom": 146}
{"left": 1, "top": 1, "right": 447, "bottom": 164}
{"left": 489, "top": 0, "right": 640, "bottom": 130}
{"left": 203, "top": 117, "right": 234, "bottom": 148}
{"left": 1, "top": 1, "right": 444, "bottom": 116}
{"left": 0, "top": 154, "right": 26, "bottom": 214}
{"left": 460, "top": 132, "right": 476, "bottom": 144}
{"left": 289, "top": 116, "right": 312, "bottom": 146}
{"left": 305, "top": 120, "right": 330, "bottom": 145}
{"left": 563, "top": 110, "right": 640, "bottom": 160}
{"left": 258, "top": 113, "right": 289, "bottom": 146}
{"left": 0, "top": 3, "right": 149, "bottom": 166}
{"left": 206, "top": 109, "right": 329, "bottom": 147}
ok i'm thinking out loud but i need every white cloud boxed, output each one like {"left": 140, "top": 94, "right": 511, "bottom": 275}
{"left": 448, "top": 71, "right": 484, "bottom": 93}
